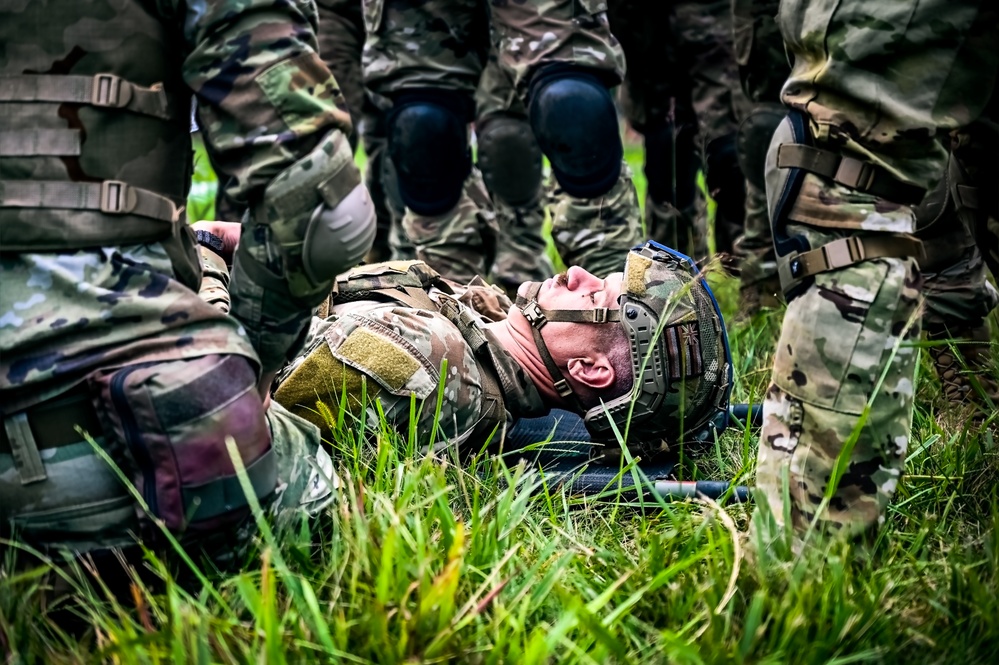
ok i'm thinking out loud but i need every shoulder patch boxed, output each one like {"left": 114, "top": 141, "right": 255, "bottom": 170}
{"left": 333, "top": 326, "right": 424, "bottom": 395}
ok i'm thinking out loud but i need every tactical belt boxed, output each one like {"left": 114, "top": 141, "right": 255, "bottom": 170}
{"left": 777, "top": 144, "right": 926, "bottom": 205}
{"left": 0, "top": 73, "right": 173, "bottom": 120}
{"left": 778, "top": 234, "right": 925, "bottom": 295}
{"left": 1, "top": 385, "right": 101, "bottom": 485}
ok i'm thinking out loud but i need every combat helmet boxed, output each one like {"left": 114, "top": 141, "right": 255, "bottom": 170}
{"left": 516, "top": 240, "right": 732, "bottom": 460}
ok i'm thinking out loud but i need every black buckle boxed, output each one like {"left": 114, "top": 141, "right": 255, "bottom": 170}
{"left": 521, "top": 300, "right": 547, "bottom": 329}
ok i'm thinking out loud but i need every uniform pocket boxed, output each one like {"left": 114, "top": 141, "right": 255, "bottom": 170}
{"left": 772, "top": 259, "right": 900, "bottom": 415}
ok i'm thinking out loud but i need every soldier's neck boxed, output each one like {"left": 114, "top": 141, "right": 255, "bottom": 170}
{"left": 485, "top": 320, "right": 568, "bottom": 406}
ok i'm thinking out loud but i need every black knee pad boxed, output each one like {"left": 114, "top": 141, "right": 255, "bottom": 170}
{"left": 643, "top": 119, "right": 699, "bottom": 211}
{"left": 388, "top": 91, "right": 472, "bottom": 216}
{"left": 528, "top": 68, "right": 622, "bottom": 199}
{"left": 476, "top": 114, "right": 543, "bottom": 208}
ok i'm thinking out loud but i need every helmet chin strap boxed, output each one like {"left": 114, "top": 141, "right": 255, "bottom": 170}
{"left": 515, "top": 283, "right": 621, "bottom": 410}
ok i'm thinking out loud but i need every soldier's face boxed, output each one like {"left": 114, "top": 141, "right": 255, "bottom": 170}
{"left": 515, "top": 267, "right": 626, "bottom": 365}
{"left": 528, "top": 266, "right": 623, "bottom": 315}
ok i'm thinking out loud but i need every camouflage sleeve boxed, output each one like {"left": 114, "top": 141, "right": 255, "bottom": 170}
{"left": 176, "top": 0, "right": 358, "bottom": 374}
{"left": 180, "top": 0, "right": 352, "bottom": 199}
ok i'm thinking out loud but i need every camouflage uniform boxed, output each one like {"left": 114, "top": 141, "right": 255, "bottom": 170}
{"left": 362, "top": 0, "right": 641, "bottom": 281}
{"left": 754, "top": 0, "right": 999, "bottom": 541}
{"left": 670, "top": 0, "right": 752, "bottom": 263}
{"left": 263, "top": 261, "right": 547, "bottom": 451}
{"left": 608, "top": 0, "right": 750, "bottom": 262}
{"left": 1, "top": 0, "right": 347, "bottom": 556}
{"left": 474, "top": 53, "right": 554, "bottom": 294}
{"left": 608, "top": 0, "right": 704, "bottom": 257}
{"left": 730, "top": 0, "right": 785, "bottom": 311}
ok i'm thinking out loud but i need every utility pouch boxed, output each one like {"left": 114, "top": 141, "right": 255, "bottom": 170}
{"left": 93, "top": 354, "right": 275, "bottom": 536}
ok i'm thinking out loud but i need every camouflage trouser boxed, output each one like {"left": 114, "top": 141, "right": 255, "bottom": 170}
{"left": 0, "top": 355, "right": 332, "bottom": 564}
{"left": 671, "top": 0, "right": 751, "bottom": 259}
{"left": 363, "top": 0, "right": 639, "bottom": 281}
{"left": 608, "top": 0, "right": 704, "bottom": 258}
{"left": 754, "top": 0, "right": 999, "bottom": 542}
{"left": 475, "top": 55, "right": 554, "bottom": 291}
{"left": 731, "top": 0, "right": 786, "bottom": 300}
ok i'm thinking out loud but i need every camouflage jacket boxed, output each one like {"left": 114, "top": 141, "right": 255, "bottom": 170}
{"left": 1, "top": 0, "right": 354, "bottom": 411}
{"left": 234, "top": 257, "right": 550, "bottom": 451}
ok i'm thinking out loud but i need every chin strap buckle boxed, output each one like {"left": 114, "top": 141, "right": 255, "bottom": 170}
{"left": 521, "top": 300, "right": 547, "bottom": 329}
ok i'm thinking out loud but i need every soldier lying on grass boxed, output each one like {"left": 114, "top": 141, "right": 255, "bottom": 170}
{"left": 195, "top": 221, "right": 733, "bottom": 464}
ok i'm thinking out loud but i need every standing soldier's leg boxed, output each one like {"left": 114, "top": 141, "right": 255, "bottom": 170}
{"left": 490, "top": 0, "right": 642, "bottom": 278}
{"left": 754, "top": 0, "right": 999, "bottom": 544}
{"left": 918, "top": 99, "right": 999, "bottom": 418}
{"left": 731, "top": 0, "right": 788, "bottom": 314}
{"left": 475, "top": 56, "right": 554, "bottom": 293}
{"left": 363, "top": 0, "right": 496, "bottom": 282}
{"left": 608, "top": 0, "right": 703, "bottom": 259}
{"left": 672, "top": 0, "right": 751, "bottom": 266}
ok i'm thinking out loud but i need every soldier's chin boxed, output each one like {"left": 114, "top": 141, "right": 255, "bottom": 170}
{"left": 517, "top": 279, "right": 549, "bottom": 300}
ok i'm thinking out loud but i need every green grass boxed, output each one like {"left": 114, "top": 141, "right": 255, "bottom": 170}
{"left": 3, "top": 136, "right": 998, "bottom": 664}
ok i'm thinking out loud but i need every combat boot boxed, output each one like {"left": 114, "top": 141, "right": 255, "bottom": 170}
{"left": 925, "top": 322, "right": 999, "bottom": 422}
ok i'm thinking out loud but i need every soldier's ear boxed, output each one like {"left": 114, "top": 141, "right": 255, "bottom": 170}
{"left": 566, "top": 354, "right": 614, "bottom": 391}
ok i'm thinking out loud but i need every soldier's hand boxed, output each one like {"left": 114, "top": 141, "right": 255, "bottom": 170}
{"left": 192, "top": 220, "right": 242, "bottom": 264}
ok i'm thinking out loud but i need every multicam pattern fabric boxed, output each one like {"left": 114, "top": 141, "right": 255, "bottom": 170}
{"left": 272, "top": 262, "right": 547, "bottom": 450}
{"left": 1, "top": 0, "right": 350, "bottom": 554}
{"left": 755, "top": 226, "right": 923, "bottom": 538}
{"left": 549, "top": 166, "right": 643, "bottom": 278}
{"left": 756, "top": 0, "right": 999, "bottom": 540}
{"left": 361, "top": 0, "right": 639, "bottom": 282}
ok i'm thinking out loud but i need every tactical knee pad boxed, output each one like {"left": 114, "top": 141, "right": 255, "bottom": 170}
{"left": 388, "top": 91, "right": 473, "bottom": 216}
{"left": 476, "top": 115, "right": 543, "bottom": 208}
{"left": 528, "top": 68, "right": 622, "bottom": 199}
{"left": 642, "top": 120, "right": 698, "bottom": 210}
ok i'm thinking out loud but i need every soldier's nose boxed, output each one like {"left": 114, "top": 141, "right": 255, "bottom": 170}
{"left": 566, "top": 266, "right": 602, "bottom": 292}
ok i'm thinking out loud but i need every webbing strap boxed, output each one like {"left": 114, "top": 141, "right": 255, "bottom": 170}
{"left": 517, "top": 284, "right": 581, "bottom": 403}
{"left": 0, "top": 129, "right": 81, "bottom": 156}
{"left": 1, "top": 179, "right": 182, "bottom": 223}
{"left": 777, "top": 143, "right": 926, "bottom": 205}
{"left": 181, "top": 448, "right": 278, "bottom": 522}
{"left": 778, "top": 234, "right": 925, "bottom": 294}
{"left": 514, "top": 295, "right": 622, "bottom": 326}
{"left": 2, "top": 413, "right": 47, "bottom": 485}
{"left": 0, "top": 74, "right": 173, "bottom": 120}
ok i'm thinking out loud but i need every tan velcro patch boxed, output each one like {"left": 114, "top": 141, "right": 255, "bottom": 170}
{"left": 335, "top": 327, "right": 420, "bottom": 393}
{"left": 273, "top": 342, "right": 379, "bottom": 439}
{"left": 626, "top": 254, "right": 652, "bottom": 296}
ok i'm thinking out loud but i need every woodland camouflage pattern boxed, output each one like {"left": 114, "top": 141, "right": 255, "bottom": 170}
{"left": 361, "top": 0, "right": 640, "bottom": 280}
{"left": 755, "top": 0, "right": 999, "bottom": 540}
{"left": 1, "top": 0, "right": 357, "bottom": 405}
